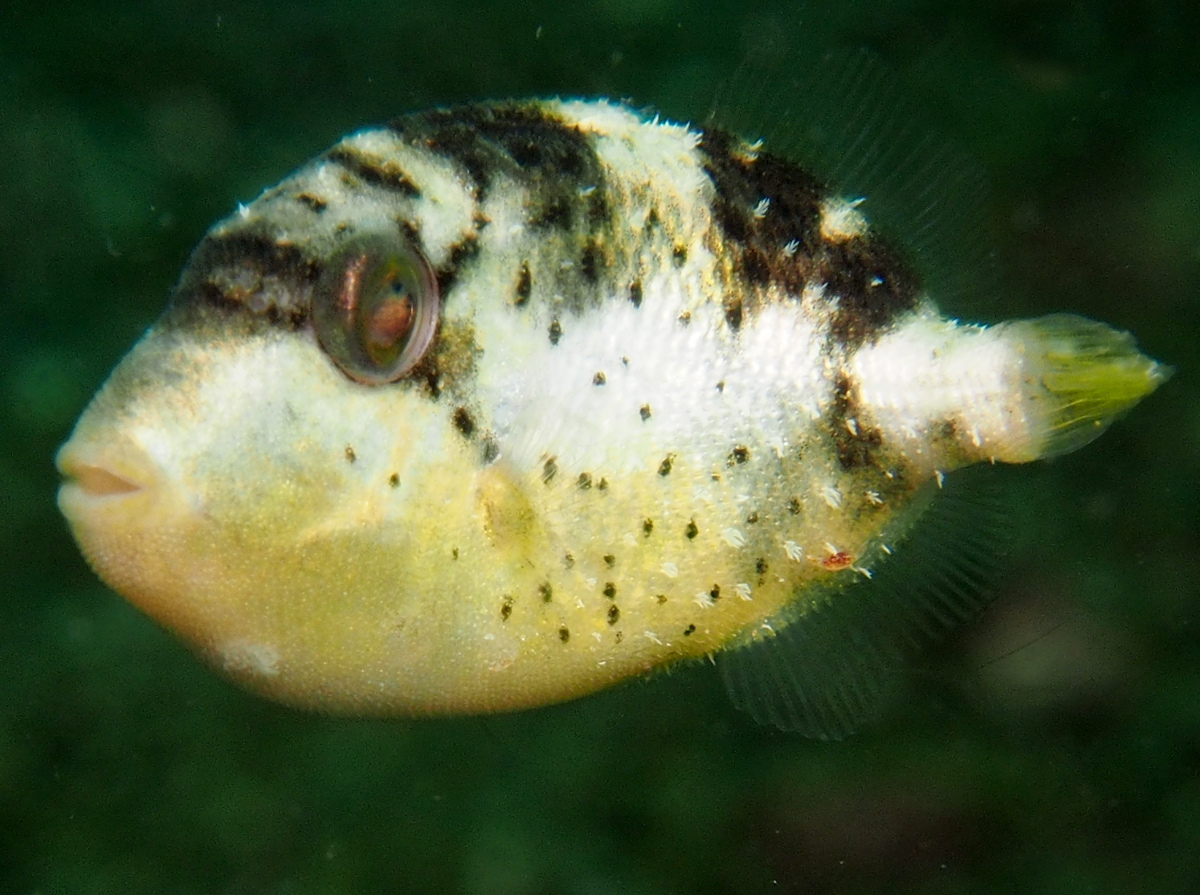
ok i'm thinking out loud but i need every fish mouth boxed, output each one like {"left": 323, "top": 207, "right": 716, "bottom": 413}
{"left": 55, "top": 439, "right": 159, "bottom": 511}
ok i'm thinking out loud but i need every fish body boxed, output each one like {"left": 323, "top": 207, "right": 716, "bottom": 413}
{"left": 56, "top": 98, "right": 1168, "bottom": 732}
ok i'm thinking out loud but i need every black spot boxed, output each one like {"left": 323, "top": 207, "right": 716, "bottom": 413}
{"left": 607, "top": 605, "right": 620, "bottom": 626}
{"left": 563, "top": 552, "right": 575, "bottom": 569}
{"left": 603, "top": 554, "right": 615, "bottom": 567}
{"left": 500, "top": 598, "right": 513, "bottom": 621}
{"left": 452, "top": 547, "right": 460, "bottom": 560}
{"left": 514, "top": 261, "right": 532, "bottom": 305}
{"left": 559, "top": 626, "right": 570, "bottom": 643}
{"left": 788, "top": 498, "right": 802, "bottom": 515}
{"left": 728, "top": 445, "right": 750, "bottom": 465}
{"left": 542, "top": 456, "right": 557, "bottom": 483}
{"left": 481, "top": 437, "right": 500, "bottom": 464}
{"left": 677, "top": 310, "right": 692, "bottom": 326}
{"left": 452, "top": 406, "right": 475, "bottom": 438}
{"left": 577, "top": 472, "right": 593, "bottom": 490}
{"left": 592, "top": 371, "right": 607, "bottom": 386}
{"left": 755, "top": 557, "right": 768, "bottom": 575}
{"left": 549, "top": 319, "right": 562, "bottom": 345}
{"left": 715, "top": 380, "right": 725, "bottom": 393}
{"left": 639, "top": 404, "right": 652, "bottom": 421}
{"left": 645, "top": 207, "right": 660, "bottom": 228}
{"left": 656, "top": 594, "right": 668, "bottom": 604}
{"left": 344, "top": 445, "right": 356, "bottom": 463}
{"left": 709, "top": 584, "right": 721, "bottom": 601}
{"left": 658, "top": 455, "right": 674, "bottom": 476}
{"left": 685, "top": 520, "right": 699, "bottom": 540}
{"left": 388, "top": 473, "right": 400, "bottom": 488}
{"left": 294, "top": 192, "right": 328, "bottom": 212}
{"left": 326, "top": 145, "right": 420, "bottom": 197}
{"left": 539, "top": 582, "right": 553, "bottom": 602}
{"left": 683, "top": 624, "right": 696, "bottom": 636}
{"left": 745, "top": 511, "right": 758, "bottom": 524}
{"left": 596, "top": 477, "right": 609, "bottom": 491}
{"left": 642, "top": 518, "right": 654, "bottom": 536}
{"left": 629, "top": 280, "right": 643, "bottom": 308}
{"left": 603, "top": 582, "right": 616, "bottom": 599}
{"left": 672, "top": 244, "right": 688, "bottom": 266}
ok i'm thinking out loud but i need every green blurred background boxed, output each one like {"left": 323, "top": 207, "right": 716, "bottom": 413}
{"left": 2, "top": 1, "right": 1197, "bottom": 892}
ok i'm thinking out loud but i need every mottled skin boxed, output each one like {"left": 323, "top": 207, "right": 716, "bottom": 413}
{"left": 57, "top": 99, "right": 1167, "bottom": 718}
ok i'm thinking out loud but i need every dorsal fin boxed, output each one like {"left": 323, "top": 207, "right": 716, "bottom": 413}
{"left": 705, "top": 47, "right": 1000, "bottom": 320}
{"left": 719, "top": 466, "right": 1014, "bottom": 740}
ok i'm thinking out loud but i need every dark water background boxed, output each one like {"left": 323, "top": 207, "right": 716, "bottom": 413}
{"left": 2, "top": 1, "right": 1197, "bottom": 892}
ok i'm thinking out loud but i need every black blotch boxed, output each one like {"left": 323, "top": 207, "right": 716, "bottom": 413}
{"left": 697, "top": 127, "right": 922, "bottom": 346}
{"left": 344, "top": 445, "right": 356, "bottom": 463}
{"left": 577, "top": 472, "right": 593, "bottom": 490}
{"left": 603, "top": 582, "right": 616, "bottom": 599}
{"left": 539, "top": 582, "right": 553, "bottom": 602}
{"left": 596, "top": 477, "right": 608, "bottom": 491}
{"left": 326, "top": 146, "right": 420, "bottom": 197}
{"left": 178, "top": 232, "right": 320, "bottom": 327}
{"left": 559, "top": 627, "right": 570, "bottom": 643}
{"left": 755, "top": 557, "right": 768, "bottom": 575}
{"left": 592, "top": 371, "right": 606, "bottom": 386}
{"left": 531, "top": 197, "right": 572, "bottom": 230}
{"left": 294, "top": 192, "right": 328, "bottom": 212}
{"left": 709, "top": 584, "right": 721, "bottom": 601}
{"left": 452, "top": 547, "right": 460, "bottom": 560}
{"left": 580, "top": 241, "right": 602, "bottom": 282}
{"left": 639, "top": 404, "right": 652, "bottom": 421}
{"left": 715, "top": 380, "right": 725, "bottom": 393}
{"left": 452, "top": 406, "right": 475, "bottom": 438}
{"left": 724, "top": 297, "right": 743, "bottom": 331}
{"left": 500, "top": 598, "right": 513, "bottom": 621}
{"left": 656, "top": 594, "right": 668, "bottom": 604}
{"left": 728, "top": 445, "right": 750, "bottom": 465}
{"left": 563, "top": 552, "right": 575, "bottom": 569}
{"left": 685, "top": 520, "right": 699, "bottom": 540}
{"left": 830, "top": 373, "right": 883, "bottom": 470}
{"left": 629, "top": 280, "right": 643, "bottom": 308}
{"left": 514, "top": 261, "right": 532, "bottom": 306}
{"left": 683, "top": 624, "right": 696, "bottom": 636}
{"left": 603, "top": 554, "right": 615, "bottom": 568}
{"left": 672, "top": 244, "right": 688, "bottom": 266}
{"left": 658, "top": 455, "right": 674, "bottom": 477}
{"left": 645, "top": 207, "right": 660, "bottom": 229}
{"left": 642, "top": 518, "right": 654, "bottom": 536}
{"left": 607, "top": 605, "right": 620, "bottom": 626}
{"left": 542, "top": 456, "right": 558, "bottom": 483}
{"left": 788, "top": 498, "right": 802, "bottom": 515}
{"left": 389, "top": 103, "right": 599, "bottom": 202}
{"left": 549, "top": 318, "right": 562, "bottom": 345}
{"left": 388, "top": 473, "right": 400, "bottom": 488}
{"left": 436, "top": 235, "right": 481, "bottom": 297}
{"left": 745, "top": 511, "right": 759, "bottom": 524}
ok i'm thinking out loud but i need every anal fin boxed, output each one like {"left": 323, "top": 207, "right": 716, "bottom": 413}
{"left": 719, "top": 465, "right": 1014, "bottom": 740}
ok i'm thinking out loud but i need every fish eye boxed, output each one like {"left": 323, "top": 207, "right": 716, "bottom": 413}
{"left": 312, "top": 230, "right": 439, "bottom": 384}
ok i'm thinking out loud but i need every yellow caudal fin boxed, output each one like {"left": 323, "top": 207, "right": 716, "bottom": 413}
{"left": 1003, "top": 314, "right": 1172, "bottom": 459}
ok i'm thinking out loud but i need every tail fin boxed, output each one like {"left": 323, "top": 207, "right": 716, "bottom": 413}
{"left": 1001, "top": 314, "right": 1171, "bottom": 459}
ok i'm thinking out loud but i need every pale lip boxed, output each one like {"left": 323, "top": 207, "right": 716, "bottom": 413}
{"left": 55, "top": 438, "right": 158, "bottom": 510}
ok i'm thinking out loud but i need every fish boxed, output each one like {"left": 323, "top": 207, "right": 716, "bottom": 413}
{"left": 55, "top": 92, "right": 1170, "bottom": 739}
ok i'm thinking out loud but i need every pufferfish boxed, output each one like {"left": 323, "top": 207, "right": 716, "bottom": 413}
{"left": 56, "top": 96, "right": 1169, "bottom": 739}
